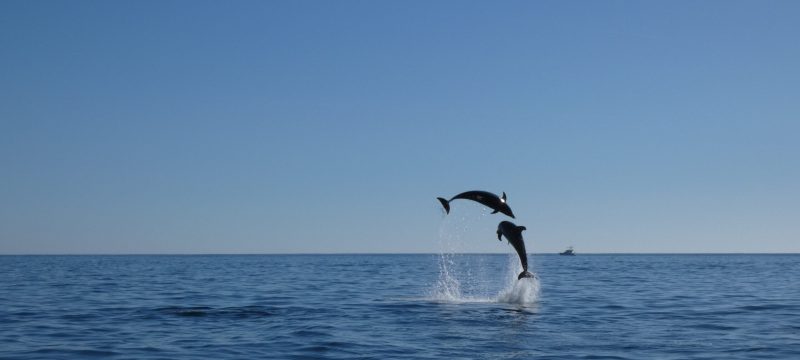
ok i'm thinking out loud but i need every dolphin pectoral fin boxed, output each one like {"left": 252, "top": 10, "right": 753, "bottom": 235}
{"left": 491, "top": 209, "right": 499, "bottom": 214}
{"left": 437, "top": 197, "right": 450, "bottom": 214}
{"left": 497, "top": 230, "right": 502, "bottom": 241}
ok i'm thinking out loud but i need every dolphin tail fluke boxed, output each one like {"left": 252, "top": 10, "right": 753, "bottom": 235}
{"left": 437, "top": 197, "right": 450, "bottom": 214}
{"left": 518, "top": 271, "right": 535, "bottom": 280}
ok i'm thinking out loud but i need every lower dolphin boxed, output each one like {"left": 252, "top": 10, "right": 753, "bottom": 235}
{"left": 496, "top": 221, "right": 535, "bottom": 280}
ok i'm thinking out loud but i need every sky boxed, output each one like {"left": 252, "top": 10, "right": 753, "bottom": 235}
{"left": 1, "top": 1, "right": 799, "bottom": 254}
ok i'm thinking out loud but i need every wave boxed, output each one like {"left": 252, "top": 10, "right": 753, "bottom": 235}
{"left": 153, "top": 305, "right": 275, "bottom": 319}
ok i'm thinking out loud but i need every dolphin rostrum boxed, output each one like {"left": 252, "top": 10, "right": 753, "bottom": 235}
{"left": 496, "top": 221, "right": 535, "bottom": 280}
{"left": 437, "top": 190, "right": 515, "bottom": 218}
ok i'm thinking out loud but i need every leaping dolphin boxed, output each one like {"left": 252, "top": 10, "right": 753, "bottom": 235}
{"left": 437, "top": 190, "right": 515, "bottom": 218}
{"left": 497, "top": 221, "right": 535, "bottom": 280}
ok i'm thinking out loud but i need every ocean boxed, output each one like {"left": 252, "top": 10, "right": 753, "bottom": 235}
{"left": 1, "top": 254, "right": 799, "bottom": 359}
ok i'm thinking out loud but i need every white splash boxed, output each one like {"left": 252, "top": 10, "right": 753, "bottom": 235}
{"left": 431, "top": 252, "right": 462, "bottom": 301}
{"left": 494, "top": 254, "right": 540, "bottom": 305}
{"left": 430, "top": 211, "right": 540, "bottom": 306}
{"left": 429, "top": 210, "right": 477, "bottom": 302}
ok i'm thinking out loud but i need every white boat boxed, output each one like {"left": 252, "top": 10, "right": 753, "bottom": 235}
{"left": 559, "top": 246, "right": 575, "bottom": 256}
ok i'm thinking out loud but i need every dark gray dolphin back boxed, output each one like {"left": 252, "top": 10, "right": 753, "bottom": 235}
{"left": 497, "top": 221, "right": 529, "bottom": 272}
{"left": 437, "top": 190, "right": 515, "bottom": 218}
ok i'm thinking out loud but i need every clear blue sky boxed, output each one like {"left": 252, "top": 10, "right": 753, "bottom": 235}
{"left": 1, "top": 1, "right": 798, "bottom": 254}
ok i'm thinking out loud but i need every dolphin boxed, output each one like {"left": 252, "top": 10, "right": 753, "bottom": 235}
{"left": 436, "top": 190, "right": 515, "bottom": 218}
{"left": 496, "top": 221, "right": 535, "bottom": 280}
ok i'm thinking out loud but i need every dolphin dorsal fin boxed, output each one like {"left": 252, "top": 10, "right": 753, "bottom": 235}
{"left": 518, "top": 226, "right": 527, "bottom": 232}
{"left": 502, "top": 192, "right": 507, "bottom": 202}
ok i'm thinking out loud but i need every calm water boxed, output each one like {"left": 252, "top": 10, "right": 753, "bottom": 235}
{"left": 1, "top": 254, "right": 799, "bottom": 359}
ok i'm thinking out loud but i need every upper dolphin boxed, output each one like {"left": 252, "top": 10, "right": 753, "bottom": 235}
{"left": 436, "top": 190, "right": 515, "bottom": 218}
{"left": 497, "top": 220, "right": 534, "bottom": 280}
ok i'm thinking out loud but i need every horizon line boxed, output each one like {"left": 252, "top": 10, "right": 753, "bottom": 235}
{"left": 1, "top": 252, "right": 799, "bottom": 256}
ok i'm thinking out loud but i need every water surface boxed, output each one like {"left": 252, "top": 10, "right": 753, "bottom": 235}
{"left": 1, "top": 254, "right": 799, "bottom": 359}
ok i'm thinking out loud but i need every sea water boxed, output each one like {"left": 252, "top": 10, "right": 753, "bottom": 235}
{"left": 1, "top": 254, "right": 799, "bottom": 359}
